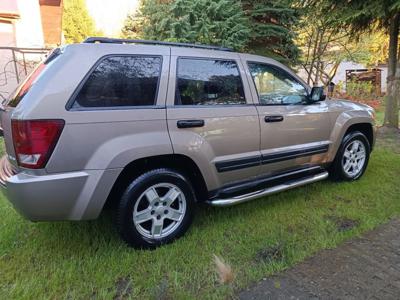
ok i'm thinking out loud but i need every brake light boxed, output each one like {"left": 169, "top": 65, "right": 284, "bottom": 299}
{"left": 11, "top": 120, "right": 65, "bottom": 169}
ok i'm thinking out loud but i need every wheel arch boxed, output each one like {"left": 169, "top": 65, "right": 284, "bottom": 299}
{"left": 104, "top": 154, "right": 209, "bottom": 210}
{"left": 343, "top": 123, "right": 374, "bottom": 150}
{"left": 327, "top": 112, "right": 375, "bottom": 163}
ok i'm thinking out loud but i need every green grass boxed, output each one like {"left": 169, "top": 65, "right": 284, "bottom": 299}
{"left": 375, "top": 108, "right": 384, "bottom": 126}
{"left": 0, "top": 139, "right": 399, "bottom": 299}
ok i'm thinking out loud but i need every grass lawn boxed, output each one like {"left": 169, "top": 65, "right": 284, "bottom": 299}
{"left": 0, "top": 135, "right": 399, "bottom": 299}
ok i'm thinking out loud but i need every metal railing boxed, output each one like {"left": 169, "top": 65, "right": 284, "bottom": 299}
{"left": 0, "top": 47, "right": 50, "bottom": 100}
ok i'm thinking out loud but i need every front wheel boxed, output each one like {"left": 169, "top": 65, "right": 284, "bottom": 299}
{"left": 116, "top": 168, "right": 196, "bottom": 248}
{"left": 330, "top": 131, "right": 370, "bottom": 181}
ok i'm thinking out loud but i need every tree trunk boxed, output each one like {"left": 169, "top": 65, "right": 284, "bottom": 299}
{"left": 307, "top": 27, "right": 320, "bottom": 85}
{"left": 384, "top": 13, "right": 400, "bottom": 128}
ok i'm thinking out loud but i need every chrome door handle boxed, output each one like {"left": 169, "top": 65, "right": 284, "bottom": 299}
{"left": 264, "top": 115, "right": 284, "bottom": 123}
{"left": 177, "top": 119, "right": 205, "bottom": 128}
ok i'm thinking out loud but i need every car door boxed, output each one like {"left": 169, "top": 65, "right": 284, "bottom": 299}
{"left": 166, "top": 48, "right": 261, "bottom": 192}
{"left": 242, "top": 55, "right": 333, "bottom": 176}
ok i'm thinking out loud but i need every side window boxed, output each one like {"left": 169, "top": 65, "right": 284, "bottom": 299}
{"left": 248, "top": 63, "right": 308, "bottom": 105}
{"left": 175, "top": 58, "right": 246, "bottom": 105}
{"left": 72, "top": 56, "right": 161, "bottom": 108}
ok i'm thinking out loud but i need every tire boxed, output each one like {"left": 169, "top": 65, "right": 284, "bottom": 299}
{"left": 116, "top": 168, "right": 196, "bottom": 249}
{"left": 330, "top": 131, "right": 370, "bottom": 181}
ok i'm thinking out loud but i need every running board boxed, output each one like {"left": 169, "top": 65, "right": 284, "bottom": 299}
{"left": 207, "top": 171, "right": 329, "bottom": 207}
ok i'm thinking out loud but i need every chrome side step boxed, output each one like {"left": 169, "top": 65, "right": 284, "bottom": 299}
{"left": 207, "top": 171, "right": 329, "bottom": 207}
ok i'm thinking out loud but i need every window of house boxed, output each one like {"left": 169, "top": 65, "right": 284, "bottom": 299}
{"left": 73, "top": 56, "right": 161, "bottom": 108}
{"left": 248, "top": 63, "right": 308, "bottom": 105}
{"left": 175, "top": 58, "right": 246, "bottom": 105}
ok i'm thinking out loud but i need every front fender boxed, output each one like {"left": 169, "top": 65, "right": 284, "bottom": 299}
{"left": 327, "top": 110, "right": 374, "bottom": 162}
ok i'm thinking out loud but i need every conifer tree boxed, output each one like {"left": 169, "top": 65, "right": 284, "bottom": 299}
{"left": 122, "top": 0, "right": 251, "bottom": 51}
{"left": 63, "top": 0, "right": 99, "bottom": 43}
{"left": 243, "top": 0, "right": 300, "bottom": 64}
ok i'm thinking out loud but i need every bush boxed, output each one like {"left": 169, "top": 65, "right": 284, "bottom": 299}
{"left": 346, "top": 80, "right": 375, "bottom": 100}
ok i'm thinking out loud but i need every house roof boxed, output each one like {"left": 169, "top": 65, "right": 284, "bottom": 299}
{"left": 0, "top": 0, "right": 19, "bottom": 19}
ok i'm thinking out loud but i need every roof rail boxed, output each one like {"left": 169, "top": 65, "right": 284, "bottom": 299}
{"left": 83, "top": 37, "right": 234, "bottom": 52}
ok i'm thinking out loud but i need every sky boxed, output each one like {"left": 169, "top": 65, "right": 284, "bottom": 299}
{"left": 86, "top": 0, "right": 139, "bottom": 37}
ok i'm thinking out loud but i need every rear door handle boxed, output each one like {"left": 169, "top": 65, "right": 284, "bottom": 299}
{"left": 264, "top": 115, "right": 284, "bottom": 123}
{"left": 177, "top": 119, "right": 205, "bottom": 128}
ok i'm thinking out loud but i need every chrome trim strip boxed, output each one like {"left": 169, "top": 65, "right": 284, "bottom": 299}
{"left": 261, "top": 145, "right": 329, "bottom": 165}
{"left": 207, "top": 171, "right": 329, "bottom": 207}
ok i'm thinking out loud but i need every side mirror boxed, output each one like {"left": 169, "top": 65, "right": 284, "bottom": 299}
{"left": 309, "top": 86, "right": 326, "bottom": 102}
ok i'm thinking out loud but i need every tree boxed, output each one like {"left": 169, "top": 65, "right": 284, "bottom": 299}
{"left": 304, "top": 0, "right": 400, "bottom": 128}
{"left": 296, "top": 18, "right": 375, "bottom": 86}
{"left": 123, "top": 0, "right": 251, "bottom": 51}
{"left": 63, "top": 0, "right": 100, "bottom": 44}
{"left": 242, "top": 0, "right": 300, "bottom": 65}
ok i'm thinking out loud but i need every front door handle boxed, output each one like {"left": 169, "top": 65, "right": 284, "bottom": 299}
{"left": 177, "top": 119, "right": 205, "bottom": 128}
{"left": 264, "top": 115, "right": 284, "bottom": 123}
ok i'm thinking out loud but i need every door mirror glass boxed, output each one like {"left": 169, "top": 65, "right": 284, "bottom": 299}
{"left": 310, "top": 86, "right": 326, "bottom": 102}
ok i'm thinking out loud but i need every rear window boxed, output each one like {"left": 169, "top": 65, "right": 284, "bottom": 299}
{"left": 72, "top": 55, "right": 162, "bottom": 109}
{"left": 7, "top": 48, "right": 62, "bottom": 108}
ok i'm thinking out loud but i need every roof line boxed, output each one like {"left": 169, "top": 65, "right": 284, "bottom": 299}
{"left": 83, "top": 37, "right": 234, "bottom": 52}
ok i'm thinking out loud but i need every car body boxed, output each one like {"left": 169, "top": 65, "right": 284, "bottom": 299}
{"left": 0, "top": 38, "right": 376, "bottom": 247}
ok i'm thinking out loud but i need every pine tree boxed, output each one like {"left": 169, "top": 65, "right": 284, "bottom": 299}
{"left": 63, "top": 0, "right": 99, "bottom": 44}
{"left": 243, "top": 0, "right": 300, "bottom": 64}
{"left": 122, "top": 0, "right": 251, "bottom": 51}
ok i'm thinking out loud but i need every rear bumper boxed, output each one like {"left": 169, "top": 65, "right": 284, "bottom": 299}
{"left": 0, "top": 156, "right": 121, "bottom": 221}
{"left": 4, "top": 171, "right": 89, "bottom": 220}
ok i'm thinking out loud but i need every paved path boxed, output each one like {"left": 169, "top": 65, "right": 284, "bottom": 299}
{"left": 239, "top": 219, "right": 400, "bottom": 300}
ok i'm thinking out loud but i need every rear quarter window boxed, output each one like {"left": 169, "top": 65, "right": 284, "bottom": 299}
{"left": 71, "top": 55, "right": 162, "bottom": 109}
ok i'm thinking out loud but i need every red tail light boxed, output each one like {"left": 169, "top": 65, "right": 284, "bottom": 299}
{"left": 11, "top": 120, "right": 65, "bottom": 169}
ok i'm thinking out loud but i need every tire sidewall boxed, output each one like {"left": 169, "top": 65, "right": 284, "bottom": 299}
{"left": 117, "top": 169, "right": 196, "bottom": 248}
{"left": 334, "top": 131, "right": 370, "bottom": 181}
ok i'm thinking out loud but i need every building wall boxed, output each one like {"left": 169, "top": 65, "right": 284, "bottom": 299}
{"left": 0, "top": 21, "right": 15, "bottom": 46}
{"left": 0, "top": 21, "right": 16, "bottom": 99}
{"left": 331, "top": 61, "right": 388, "bottom": 93}
{"left": 0, "top": 0, "right": 48, "bottom": 100}
{"left": 40, "top": 0, "right": 63, "bottom": 46}
{"left": 14, "top": 0, "right": 44, "bottom": 47}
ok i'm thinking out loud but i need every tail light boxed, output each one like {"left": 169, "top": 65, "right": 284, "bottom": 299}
{"left": 11, "top": 120, "right": 65, "bottom": 169}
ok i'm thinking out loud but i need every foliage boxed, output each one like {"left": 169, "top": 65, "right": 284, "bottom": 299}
{"left": 242, "top": 0, "right": 300, "bottom": 64}
{"left": 295, "top": 4, "right": 387, "bottom": 86}
{"left": 123, "top": 0, "right": 251, "bottom": 51}
{"left": 303, "top": 0, "right": 400, "bottom": 33}
{"left": 122, "top": 0, "right": 301, "bottom": 60}
{"left": 303, "top": 0, "right": 400, "bottom": 128}
{"left": 346, "top": 80, "right": 374, "bottom": 100}
{"left": 62, "top": 0, "right": 100, "bottom": 44}
{"left": 356, "top": 31, "right": 389, "bottom": 66}
{"left": 296, "top": 19, "right": 348, "bottom": 86}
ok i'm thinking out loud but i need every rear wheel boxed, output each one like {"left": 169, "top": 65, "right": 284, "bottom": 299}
{"left": 116, "top": 169, "right": 196, "bottom": 248}
{"left": 330, "top": 131, "right": 370, "bottom": 181}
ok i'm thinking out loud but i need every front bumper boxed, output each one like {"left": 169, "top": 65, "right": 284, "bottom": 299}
{"left": 0, "top": 156, "right": 121, "bottom": 221}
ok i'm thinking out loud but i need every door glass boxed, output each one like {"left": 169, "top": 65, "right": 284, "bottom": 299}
{"left": 176, "top": 58, "right": 246, "bottom": 105}
{"left": 248, "top": 63, "right": 308, "bottom": 105}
